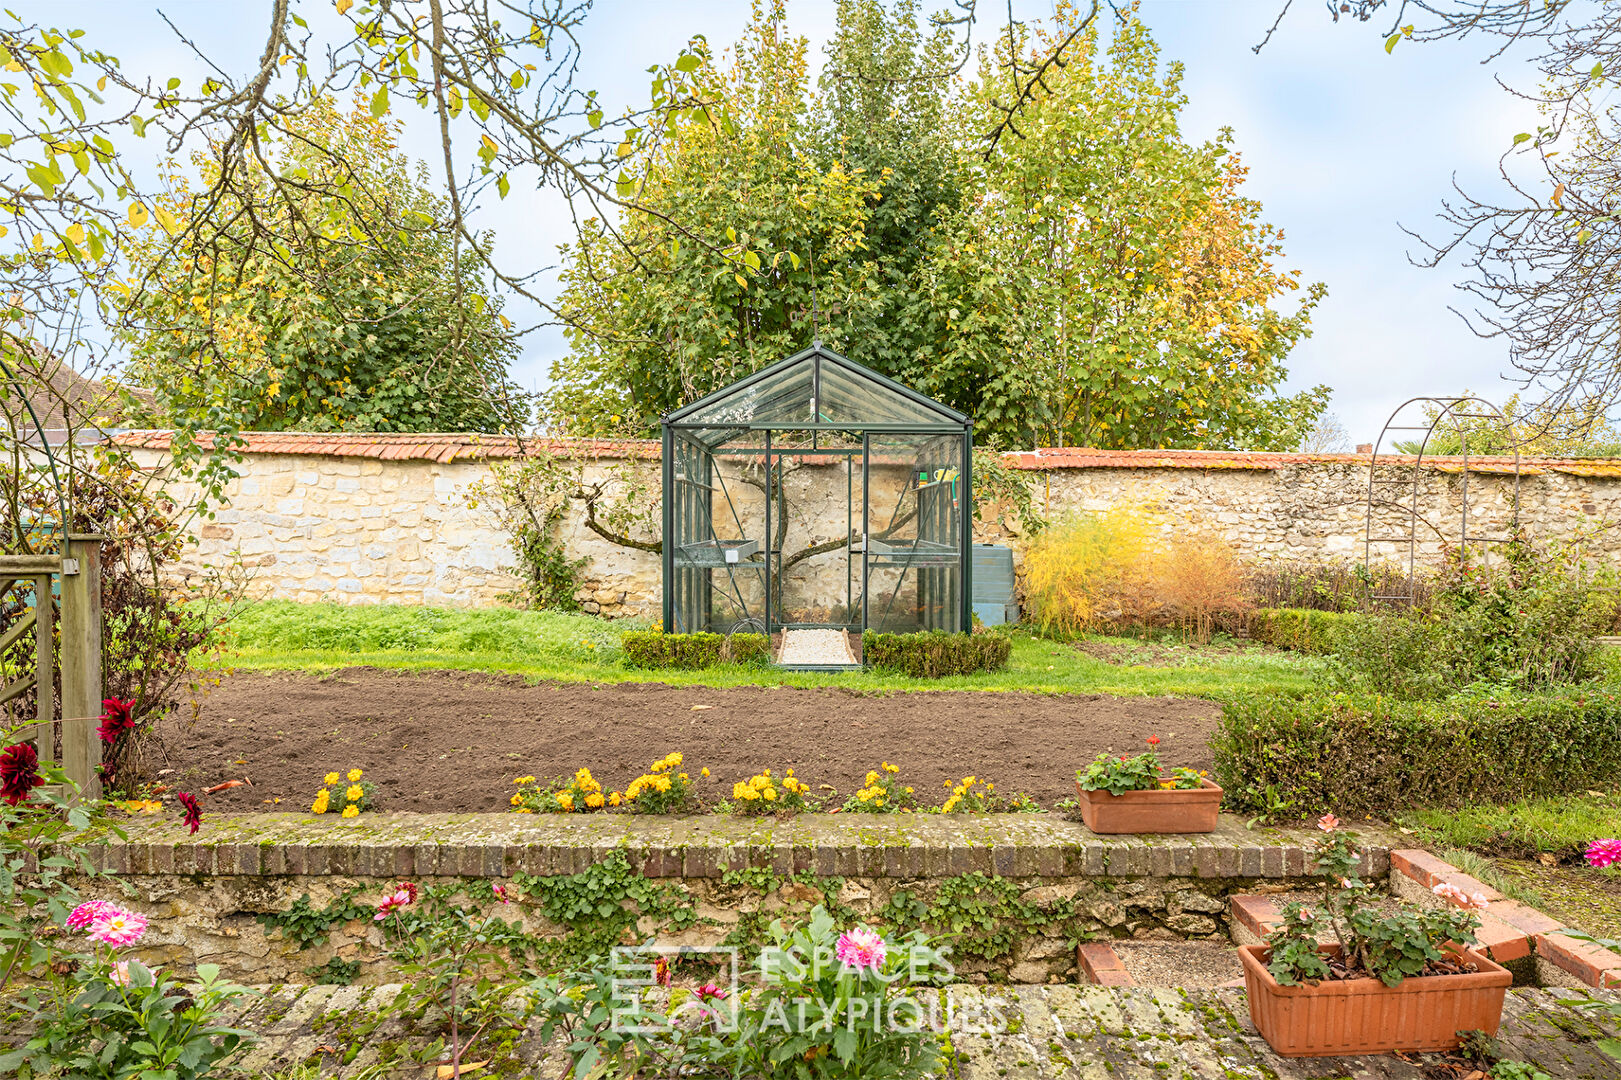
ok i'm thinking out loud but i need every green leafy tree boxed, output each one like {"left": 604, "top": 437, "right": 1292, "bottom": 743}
{"left": 547, "top": 2, "right": 882, "bottom": 434}
{"left": 922, "top": 9, "right": 1328, "bottom": 449}
{"left": 809, "top": 0, "right": 969, "bottom": 381}
{"left": 548, "top": 3, "right": 1327, "bottom": 452}
{"left": 118, "top": 97, "right": 527, "bottom": 434}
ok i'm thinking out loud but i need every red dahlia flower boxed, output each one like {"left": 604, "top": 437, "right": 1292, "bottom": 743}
{"left": 0, "top": 742, "right": 44, "bottom": 806}
{"left": 176, "top": 792, "right": 202, "bottom": 834}
{"left": 98, "top": 697, "right": 136, "bottom": 747}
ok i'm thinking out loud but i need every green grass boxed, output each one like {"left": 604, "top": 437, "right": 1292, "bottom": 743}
{"left": 1400, "top": 790, "right": 1621, "bottom": 863}
{"left": 221, "top": 601, "right": 1321, "bottom": 697}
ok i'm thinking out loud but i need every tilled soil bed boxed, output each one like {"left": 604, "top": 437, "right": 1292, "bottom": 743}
{"left": 156, "top": 668, "right": 1222, "bottom": 813}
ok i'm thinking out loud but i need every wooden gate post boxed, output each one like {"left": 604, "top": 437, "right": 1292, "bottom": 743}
{"left": 32, "top": 572, "right": 53, "bottom": 765}
{"left": 59, "top": 534, "right": 102, "bottom": 798}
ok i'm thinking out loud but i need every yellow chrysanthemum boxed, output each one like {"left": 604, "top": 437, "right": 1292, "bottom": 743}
{"left": 865, "top": 771, "right": 879, "bottom": 786}
{"left": 701, "top": 767, "right": 710, "bottom": 778}
{"left": 347, "top": 768, "right": 363, "bottom": 782}
{"left": 609, "top": 792, "right": 623, "bottom": 806}
{"left": 345, "top": 785, "right": 364, "bottom": 802}
{"left": 342, "top": 804, "right": 359, "bottom": 818}
{"left": 312, "top": 793, "right": 329, "bottom": 814}
{"left": 324, "top": 772, "right": 340, "bottom": 786}
{"left": 511, "top": 793, "right": 523, "bottom": 806}
{"left": 586, "top": 792, "right": 605, "bottom": 808}
{"left": 762, "top": 787, "right": 777, "bottom": 802}
{"left": 515, "top": 775, "right": 536, "bottom": 785}
{"left": 557, "top": 793, "right": 574, "bottom": 811}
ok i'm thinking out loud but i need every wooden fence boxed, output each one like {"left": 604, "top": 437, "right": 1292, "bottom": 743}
{"left": 0, "top": 534, "right": 103, "bottom": 797}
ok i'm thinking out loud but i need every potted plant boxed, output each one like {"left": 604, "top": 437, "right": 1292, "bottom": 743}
{"left": 1239, "top": 815, "right": 1511, "bottom": 1057}
{"left": 1073, "top": 736, "right": 1221, "bottom": 834}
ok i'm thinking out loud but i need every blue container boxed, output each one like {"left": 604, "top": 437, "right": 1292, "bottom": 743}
{"left": 971, "top": 544, "right": 1019, "bottom": 626}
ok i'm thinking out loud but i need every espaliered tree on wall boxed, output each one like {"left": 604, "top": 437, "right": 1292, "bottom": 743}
{"left": 547, "top": 1, "right": 1330, "bottom": 452}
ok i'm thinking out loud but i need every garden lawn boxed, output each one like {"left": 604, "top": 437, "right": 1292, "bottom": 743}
{"left": 1401, "top": 791, "right": 1621, "bottom": 942}
{"left": 221, "top": 601, "right": 1320, "bottom": 698}
{"left": 1400, "top": 790, "right": 1621, "bottom": 864}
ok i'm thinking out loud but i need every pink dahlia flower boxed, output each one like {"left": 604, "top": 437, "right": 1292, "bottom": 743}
{"left": 67, "top": 900, "right": 119, "bottom": 931}
{"left": 1586, "top": 838, "right": 1621, "bottom": 869}
{"left": 835, "top": 927, "right": 887, "bottom": 972}
{"left": 1317, "top": 813, "right": 1341, "bottom": 833}
{"left": 109, "top": 960, "right": 132, "bottom": 987}
{"left": 88, "top": 908, "right": 148, "bottom": 947}
{"left": 373, "top": 887, "right": 415, "bottom": 921}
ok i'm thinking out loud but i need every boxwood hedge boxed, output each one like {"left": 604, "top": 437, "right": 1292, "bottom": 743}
{"left": 1213, "top": 689, "right": 1621, "bottom": 816}
{"left": 861, "top": 630, "right": 1012, "bottom": 678}
{"left": 620, "top": 631, "right": 769, "bottom": 670}
{"left": 1246, "top": 608, "right": 1360, "bottom": 655}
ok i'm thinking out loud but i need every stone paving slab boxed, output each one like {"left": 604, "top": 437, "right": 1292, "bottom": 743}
{"left": 73, "top": 812, "right": 1393, "bottom": 881}
{"left": 205, "top": 982, "right": 1621, "bottom": 1079}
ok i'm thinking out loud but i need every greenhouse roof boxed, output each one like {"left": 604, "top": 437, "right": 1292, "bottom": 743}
{"left": 665, "top": 344, "right": 966, "bottom": 446}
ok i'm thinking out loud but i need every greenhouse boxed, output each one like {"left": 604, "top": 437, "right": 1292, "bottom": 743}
{"left": 661, "top": 344, "right": 974, "bottom": 668}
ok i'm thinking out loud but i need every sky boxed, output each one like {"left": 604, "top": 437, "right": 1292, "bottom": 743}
{"left": 18, "top": 0, "right": 1549, "bottom": 447}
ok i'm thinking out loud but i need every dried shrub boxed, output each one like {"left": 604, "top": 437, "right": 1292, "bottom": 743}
{"left": 1151, "top": 532, "right": 1251, "bottom": 644}
{"left": 1244, "top": 560, "right": 1437, "bottom": 614}
{"left": 1022, "top": 510, "right": 1249, "bottom": 641}
{"left": 1021, "top": 508, "right": 1156, "bottom": 637}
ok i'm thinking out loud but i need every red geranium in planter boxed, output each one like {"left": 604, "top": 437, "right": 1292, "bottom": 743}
{"left": 1073, "top": 736, "right": 1221, "bottom": 833}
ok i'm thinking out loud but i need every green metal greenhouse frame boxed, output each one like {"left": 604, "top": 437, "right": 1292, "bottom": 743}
{"left": 661, "top": 344, "right": 973, "bottom": 667}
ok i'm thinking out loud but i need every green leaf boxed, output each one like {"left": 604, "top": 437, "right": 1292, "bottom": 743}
{"left": 1513, "top": 132, "right": 1532, "bottom": 145}
{"left": 1385, "top": 33, "right": 1401, "bottom": 54}
{"left": 370, "top": 84, "right": 390, "bottom": 117}
{"left": 497, "top": 174, "right": 510, "bottom": 199}
{"left": 1592, "top": 62, "right": 1605, "bottom": 78}
{"left": 674, "top": 54, "right": 700, "bottom": 73}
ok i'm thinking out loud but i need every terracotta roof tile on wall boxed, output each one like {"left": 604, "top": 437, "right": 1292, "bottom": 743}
{"left": 109, "top": 430, "right": 659, "bottom": 463}
{"left": 108, "top": 431, "right": 1618, "bottom": 474}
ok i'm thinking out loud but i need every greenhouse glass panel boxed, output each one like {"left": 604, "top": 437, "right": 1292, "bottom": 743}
{"left": 663, "top": 344, "right": 972, "bottom": 668}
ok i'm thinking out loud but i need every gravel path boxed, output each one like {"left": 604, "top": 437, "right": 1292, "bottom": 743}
{"left": 776, "top": 628, "right": 857, "bottom": 665}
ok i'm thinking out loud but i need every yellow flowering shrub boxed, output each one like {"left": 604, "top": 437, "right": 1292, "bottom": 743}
{"left": 510, "top": 768, "right": 609, "bottom": 814}
{"left": 616, "top": 752, "right": 700, "bottom": 814}
{"left": 310, "top": 766, "right": 376, "bottom": 816}
{"left": 840, "top": 762, "right": 917, "bottom": 814}
{"left": 725, "top": 767, "right": 817, "bottom": 815}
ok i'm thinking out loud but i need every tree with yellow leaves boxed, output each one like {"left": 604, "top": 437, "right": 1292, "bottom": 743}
{"left": 116, "top": 97, "right": 526, "bottom": 434}
{"left": 918, "top": 8, "right": 1328, "bottom": 449}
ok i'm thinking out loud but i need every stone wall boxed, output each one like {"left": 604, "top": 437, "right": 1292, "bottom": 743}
{"left": 118, "top": 433, "right": 1621, "bottom": 616}
{"left": 70, "top": 813, "right": 1384, "bottom": 985}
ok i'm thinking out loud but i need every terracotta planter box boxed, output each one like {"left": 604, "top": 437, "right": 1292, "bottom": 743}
{"left": 1238, "top": 943, "right": 1511, "bottom": 1058}
{"left": 1073, "top": 777, "right": 1221, "bottom": 834}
